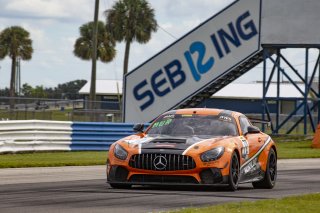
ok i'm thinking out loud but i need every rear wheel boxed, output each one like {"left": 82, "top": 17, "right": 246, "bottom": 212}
{"left": 228, "top": 152, "right": 240, "bottom": 191}
{"left": 109, "top": 183, "right": 132, "bottom": 189}
{"left": 252, "top": 148, "right": 277, "bottom": 189}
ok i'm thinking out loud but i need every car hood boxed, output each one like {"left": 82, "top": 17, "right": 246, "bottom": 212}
{"left": 123, "top": 135, "right": 232, "bottom": 154}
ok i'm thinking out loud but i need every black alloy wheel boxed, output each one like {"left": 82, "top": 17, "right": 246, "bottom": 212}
{"left": 228, "top": 152, "right": 240, "bottom": 191}
{"left": 252, "top": 148, "right": 277, "bottom": 189}
{"left": 268, "top": 150, "right": 277, "bottom": 183}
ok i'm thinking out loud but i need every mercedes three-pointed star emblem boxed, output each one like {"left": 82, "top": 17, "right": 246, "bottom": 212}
{"left": 153, "top": 155, "right": 167, "bottom": 170}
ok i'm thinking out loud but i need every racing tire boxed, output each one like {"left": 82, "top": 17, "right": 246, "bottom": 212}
{"left": 252, "top": 148, "right": 277, "bottom": 189}
{"left": 227, "top": 151, "right": 240, "bottom": 191}
{"left": 109, "top": 183, "right": 132, "bottom": 189}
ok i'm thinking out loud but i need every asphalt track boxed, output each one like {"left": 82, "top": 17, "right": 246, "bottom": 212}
{"left": 0, "top": 159, "right": 319, "bottom": 213}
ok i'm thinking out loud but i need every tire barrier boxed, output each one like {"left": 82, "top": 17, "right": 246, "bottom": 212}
{"left": 0, "top": 120, "right": 146, "bottom": 153}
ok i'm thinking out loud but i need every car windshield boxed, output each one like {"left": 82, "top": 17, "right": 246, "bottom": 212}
{"left": 147, "top": 114, "right": 238, "bottom": 138}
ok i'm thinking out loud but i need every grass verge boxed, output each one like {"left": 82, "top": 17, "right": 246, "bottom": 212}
{"left": 172, "top": 193, "right": 320, "bottom": 213}
{"left": 0, "top": 151, "right": 108, "bottom": 168}
{"left": 0, "top": 138, "right": 319, "bottom": 168}
{"left": 276, "top": 140, "right": 320, "bottom": 159}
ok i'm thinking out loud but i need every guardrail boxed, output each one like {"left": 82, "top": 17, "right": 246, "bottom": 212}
{"left": 0, "top": 120, "right": 146, "bottom": 153}
{"left": 70, "top": 122, "right": 137, "bottom": 151}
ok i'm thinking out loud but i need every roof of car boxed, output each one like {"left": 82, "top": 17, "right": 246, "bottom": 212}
{"left": 165, "top": 108, "right": 243, "bottom": 117}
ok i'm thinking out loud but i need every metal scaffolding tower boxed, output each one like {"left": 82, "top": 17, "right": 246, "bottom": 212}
{"left": 261, "top": 47, "right": 320, "bottom": 135}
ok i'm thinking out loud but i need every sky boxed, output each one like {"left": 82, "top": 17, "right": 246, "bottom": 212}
{"left": 0, "top": 0, "right": 318, "bottom": 89}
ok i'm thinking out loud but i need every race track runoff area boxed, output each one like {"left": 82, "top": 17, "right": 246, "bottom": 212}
{"left": 0, "top": 159, "right": 319, "bottom": 213}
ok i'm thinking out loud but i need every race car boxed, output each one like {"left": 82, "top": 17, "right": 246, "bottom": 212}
{"left": 107, "top": 108, "right": 277, "bottom": 190}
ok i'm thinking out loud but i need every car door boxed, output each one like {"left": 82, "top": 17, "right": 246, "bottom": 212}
{"left": 239, "top": 116, "right": 264, "bottom": 159}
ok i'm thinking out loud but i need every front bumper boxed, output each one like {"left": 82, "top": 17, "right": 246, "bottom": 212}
{"left": 107, "top": 165, "right": 229, "bottom": 186}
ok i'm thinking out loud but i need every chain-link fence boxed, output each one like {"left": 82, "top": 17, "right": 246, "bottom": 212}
{"left": 0, "top": 97, "right": 122, "bottom": 122}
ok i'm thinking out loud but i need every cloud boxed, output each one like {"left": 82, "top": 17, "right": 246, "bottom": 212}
{"left": 0, "top": 0, "right": 98, "bottom": 23}
{"left": 100, "top": 0, "right": 237, "bottom": 79}
{"left": 20, "top": 23, "right": 47, "bottom": 49}
{"left": 163, "top": 0, "right": 233, "bottom": 20}
{"left": 5, "top": 0, "right": 312, "bottom": 90}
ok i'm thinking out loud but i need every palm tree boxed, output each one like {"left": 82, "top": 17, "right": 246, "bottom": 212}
{"left": 73, "top": 20, "right": 116, "bottom": 113}
{"left": 73, "top": 21, "right": 116, "bottom": 63}
{"left": 0, "top": 26, "right": 33, "bottom": 108}
{"left": 105, "top": 0, "right": 157, "bottom": 76}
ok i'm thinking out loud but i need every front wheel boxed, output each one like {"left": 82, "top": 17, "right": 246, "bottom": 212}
{"left": 252, "top": 148, "right": 277, "bottom": 189}
{"left": 227, "top": 152, "right": 240, "bottom": 191}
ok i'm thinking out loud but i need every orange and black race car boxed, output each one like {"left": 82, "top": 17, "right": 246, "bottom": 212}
{"left": 107, "top": 108, "right": 277, "bottom": 191}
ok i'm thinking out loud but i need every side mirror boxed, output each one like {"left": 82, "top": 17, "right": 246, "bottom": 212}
{"left": 133, "top": 123, "right": 144, "bottom": 133}
{"left": 246, "top": 126, "right": 260, "bottom": 135}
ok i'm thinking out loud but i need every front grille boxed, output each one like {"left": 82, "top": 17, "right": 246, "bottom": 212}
{"left": 129, "top": 154, "right": 196, "bottom": 171}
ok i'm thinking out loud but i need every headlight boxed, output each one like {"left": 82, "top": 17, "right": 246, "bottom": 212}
{"left": 200, "top": 147, "right": 225, "bottom": 162}
{"left": 114, "top": 144, "right": 128, "bottom": 160}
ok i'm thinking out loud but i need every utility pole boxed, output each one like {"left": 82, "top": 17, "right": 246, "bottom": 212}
{"left": 0, "top": 65, "right": 1, "bottom": 96}
{"left": 15, "top": 57, "right": 21, "bottom": 96}
{"left": 89, "top": 0, "right": 99, "bottom": 121}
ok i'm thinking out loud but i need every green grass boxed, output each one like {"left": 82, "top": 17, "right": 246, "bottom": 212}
{"left": 276, "top": 140, "right": 320, "bottom": 159}
{"left": 0, "top": 151, "right": 108, "bottom": 168}
{"left": 0, "top": 138, "right": 320, "bottom": 168}
{"left": 173, "top": 193, "right": 320, "bottom": 213}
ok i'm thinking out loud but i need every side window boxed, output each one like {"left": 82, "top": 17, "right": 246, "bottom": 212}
{"left": 239, "top": 117, "right": 251, "bottom": 135}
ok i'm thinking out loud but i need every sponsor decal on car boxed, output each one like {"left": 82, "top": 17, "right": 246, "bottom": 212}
{"left": 151, "top": 119, "right": 173, "bottom": 128}
{"left": 240, "top": 136, "right": 249, "bottom": 159}
{"left": 219, "top": 115, "right": 232, "bottom": 122}
{"left": 125, "top": 137, "right": 154, "bottom": 144}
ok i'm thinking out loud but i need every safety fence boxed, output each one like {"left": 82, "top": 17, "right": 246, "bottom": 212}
{"left": 0, "top": 97, "right": 123, "bottom": 122}
{"left": 0, "top": 120, "right": 144, "bottom": 153}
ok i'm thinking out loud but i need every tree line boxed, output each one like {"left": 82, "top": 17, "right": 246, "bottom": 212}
{"left": 0, "top": 0, "right": 157, "bottom": 107}
{"left": 0, "top": 79, "right": 87, "bottom": 100}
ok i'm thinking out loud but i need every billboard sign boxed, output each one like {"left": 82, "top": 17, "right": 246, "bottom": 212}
{"left": 124, "top": 0, "right": 261, "bottom": 123}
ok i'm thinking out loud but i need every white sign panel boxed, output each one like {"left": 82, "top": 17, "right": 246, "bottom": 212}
{"left": 124, "top": 0, "right": 261, "bottom": 123}
{"left": 261, "top": 0, "right": 320, "bottom": 45}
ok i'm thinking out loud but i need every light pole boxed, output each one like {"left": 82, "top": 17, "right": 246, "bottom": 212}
{"left": 89, "top": 0, "right": 99, "bottom": 121}
{"left": 0, "top": 65, "right": 1, "bottom": 95}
